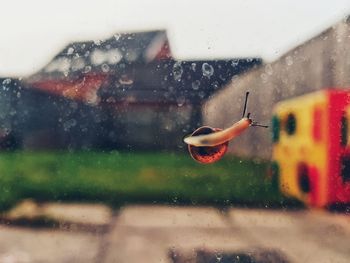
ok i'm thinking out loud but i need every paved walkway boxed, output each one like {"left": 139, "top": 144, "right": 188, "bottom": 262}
{"left": 0, "top": 202, "right": 349, "bottom": 263}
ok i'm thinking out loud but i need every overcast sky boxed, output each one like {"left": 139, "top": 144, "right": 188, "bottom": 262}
{"left": 1, "top": 0, "right": 350, "bottom": 77}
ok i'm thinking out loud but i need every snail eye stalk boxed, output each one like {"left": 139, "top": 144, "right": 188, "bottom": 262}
{"left": 242, "top": 92, "right": 249, "bottom": 118}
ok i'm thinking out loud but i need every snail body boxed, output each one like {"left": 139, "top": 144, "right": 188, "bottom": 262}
{"left": 184, "top": 92, "right": 268, "bottom": 164}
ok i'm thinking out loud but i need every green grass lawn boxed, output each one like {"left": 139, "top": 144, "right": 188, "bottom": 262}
{"left": 0, "top": 151, "right": 295, "bottom": 211}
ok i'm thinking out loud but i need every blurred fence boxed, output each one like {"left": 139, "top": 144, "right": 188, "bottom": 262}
{"left": 203, "top": 18, "right": 350, "bottom": 159}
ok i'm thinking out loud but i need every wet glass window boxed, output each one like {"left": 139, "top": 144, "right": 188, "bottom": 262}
{"left": 1, "top": 2, "right": 350, "bottom": 262}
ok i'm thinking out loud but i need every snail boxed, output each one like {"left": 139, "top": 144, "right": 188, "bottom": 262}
{"left": 183, "top": 92, "right": 268, "bottom": 164}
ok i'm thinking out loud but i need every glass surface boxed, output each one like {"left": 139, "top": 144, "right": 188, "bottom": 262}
{"left": 0, "top": 1, "right": 350, "bottom": 262}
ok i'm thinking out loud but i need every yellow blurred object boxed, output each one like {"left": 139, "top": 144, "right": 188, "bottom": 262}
{"left": 272, "top": 91, "right": 332, "bottom": 207}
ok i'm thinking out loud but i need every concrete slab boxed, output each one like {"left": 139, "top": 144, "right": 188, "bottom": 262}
{"left": 2, "top": 199, "right": 113, "bottom": 227}
{"left": 41, "top": 202, "right": 112, "bottom": 226}
{"left": 3, "top": 205, "right": 347, "bottom": 263}
{"left": 103, "top": 206, "right": 249, "bottom": 263}
{"left": 170, "top": 247, "right": 290, "bottom": 263}
{"left": 4, "top": 199, "right": 42, "bottom": 220}
{"left": 0, "top": 225, "right": 101, "bottom": 263}
{"left": 228, "top": 208, "right": 350, "bottom": 263}
{"left": 103, "top": 226, "right": 252, "bottom": 263}
{"left": 116, "top": 205, "right": 227, "bottom": 228}
{"left": 229, "top": 208, "right": 302, "bottom": 228}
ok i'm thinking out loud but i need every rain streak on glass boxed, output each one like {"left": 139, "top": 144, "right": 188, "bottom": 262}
{"left": 172, "top": 62, "right": 183, "bottom": 81}
{"left": 202, "top": 62, "right": 214, "bottom": 77}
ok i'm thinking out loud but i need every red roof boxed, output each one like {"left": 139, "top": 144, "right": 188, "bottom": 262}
{"left": 28, "top": 73, "right": 108, "bottom": 104}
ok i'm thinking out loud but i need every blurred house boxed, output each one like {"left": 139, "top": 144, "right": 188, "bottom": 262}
{"left": 0, "top": 78, "right": 105, "bottom": 150}
{"left": 0, "top": 78, "right": 19, "bottom": 149}
{"left": 1, "top": 30, "right": 261, "bottom": 151}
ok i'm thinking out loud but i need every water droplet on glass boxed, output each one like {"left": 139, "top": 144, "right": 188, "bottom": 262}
{"left": 260, "top": 73, "right": 268, "bottom": 83}
{"left": 191, "top": 63, "right": 196, "bottom": 71}
{"left": 101, "top": 63, "right": 110, "bottom": 73}
{"left": 71, "top": 57, "right": 85, "bottom": 71}
{"left": 83, "top": 65, "right": 92, "bottom": 73}
{"left": 202, "top": 63, "right": 214, "bottom": 77}
{"left": 164, "top": 92, "right": 170, "bottom": 99}
{"left": 2, "top": 78, "right": 11, "bottom": 85}
{"left": 285, "top": 56, "right": 293, "bottom": 66}
{"left": 231, "top": 59, "right": 239, "bottom": 67}
{"left": 176, "top": 96, "right": 186, "bottom": 107}
{"left": 265, "top": 64, "right": 273, "bottom": 75}
{"left": 125, "top": 51, "right": 138, "bottom": 62}
{"left": 215, "top": 252, "right": 223, "bottom": 262}
{"left": 172, "top": 62, "right": 183, "bottom": 81}
{"left": 94, "top": 39, "right": 101, "bottom": 46}
{"left": 67, "top": 47, "right": 74, "bottom": 55}
{"left": 192, "top": 80, "right": 201, "bottom": 90}
{"left": 106, "top": 97, "right": 116, "bottom": 103}
{"left": 212, "top": 81, "right": 219, "bottom": 89}
{"left": 63, "top": 119, "right": 77, "bottom": 131}
{"left": 119, "top": 74, "right": 134, "bottom": 85}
